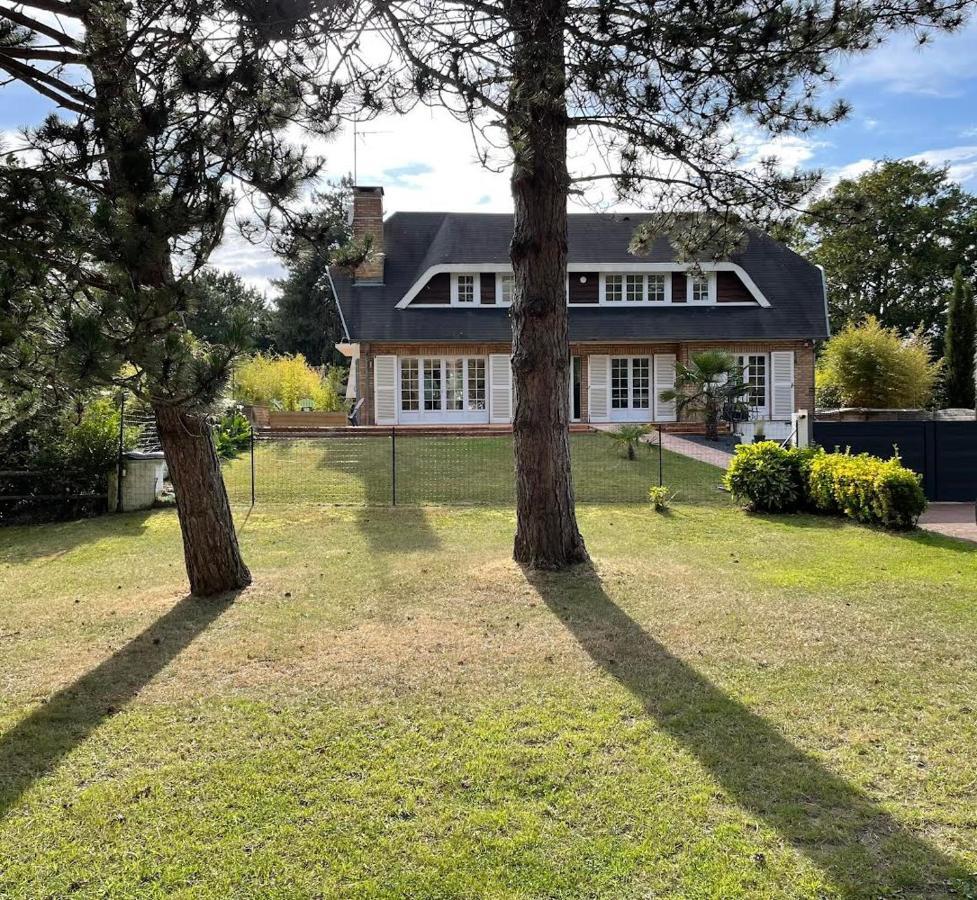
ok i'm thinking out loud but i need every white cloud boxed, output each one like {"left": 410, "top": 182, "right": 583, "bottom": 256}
{"left": 907, "top": 145, "right": 977, "bottom": 185}
{"left": 840, "top": 20, "right": 977, "bottom": 97}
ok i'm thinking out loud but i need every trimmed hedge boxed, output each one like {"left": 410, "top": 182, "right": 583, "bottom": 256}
{"left": 724, "top": 441, "right": 926, "bottom": 529}
{"left": 806, "top": 452, "right": 926, "bottom": 530}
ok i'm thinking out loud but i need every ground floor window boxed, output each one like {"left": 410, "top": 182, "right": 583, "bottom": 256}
{"left": 736, "top": 353, "right": 768, "bottom": 417}
{"left": 400, "top": 357, "right": 487, "bottom": 419}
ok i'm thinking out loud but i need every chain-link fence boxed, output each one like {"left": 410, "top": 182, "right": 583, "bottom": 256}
{"left": 221, "top": 429, "right": 733, "bottom": 508}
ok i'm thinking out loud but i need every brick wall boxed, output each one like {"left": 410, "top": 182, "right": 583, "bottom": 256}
{"left": 355, "top": 339, "right": 815, "bottom": 425}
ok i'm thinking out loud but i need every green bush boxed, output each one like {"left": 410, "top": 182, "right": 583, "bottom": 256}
{"left": 213, "top": 410, "right": 251, "bottom": 462}
{"left": 724, "top": 441, "right": 806, "bottom": 512}
{"left": 807, "top": 451, "right": 926, "bottom": 529}
{"left": 725, "top": 441, "right": 926, "bottom": 529}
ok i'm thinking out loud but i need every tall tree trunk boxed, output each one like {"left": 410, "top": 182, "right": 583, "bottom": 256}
{"left": 507, "top": 0, "right": 588, "bottom": 569}
{"left": 83, "top": 3, "right": 252, "bottom": 597}
{"left": 155, "top": 404, "right": 252, "bottom": 597}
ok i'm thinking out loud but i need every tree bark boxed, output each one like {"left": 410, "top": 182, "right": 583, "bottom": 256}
{"left": 155, "top": 404, "right": 252, "bottom": 597}
{"left": 507, "top": 0, "right": 588, "bottom": 569}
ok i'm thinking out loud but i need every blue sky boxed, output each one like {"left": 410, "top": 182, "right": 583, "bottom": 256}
{"left": 2, "top": 19, "right": 976, "bottom": 289}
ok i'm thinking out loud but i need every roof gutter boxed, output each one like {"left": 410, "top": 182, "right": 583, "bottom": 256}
{"left": 325, "top": 265, "right": 351, "bottom": 342}
{"left": 816, "top": 264, "right": 831, "bottom": 339}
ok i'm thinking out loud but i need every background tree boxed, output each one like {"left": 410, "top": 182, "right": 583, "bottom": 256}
{"left": 291, "top": 0, "right": 975, "bottom": 569}
{"left": 185, "top": 270, "right": 274, "bottom": 353}
{"left": 270, "top": 188, "right": 352, "bottom": 366}
{"left": 0, "top": 0, "right": 322, "bottom": 595}
{"left": 942, "top": 268, "right": 976, "bottom": 409}
{"left": 802, "top": 160, "right": 977, "bottom": 337}
{"left": 816, "top": 317, "right": 940, "bottom": 409}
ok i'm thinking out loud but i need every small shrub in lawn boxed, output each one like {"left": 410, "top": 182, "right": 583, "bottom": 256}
{"left": 724, "top": 441, "right": 805, "bottom": 512}
{"left": 807, "top": 451, "right": 926, "bottom": 530}
{"left": 648, "top": 485, "right": 672, "bottom": 511}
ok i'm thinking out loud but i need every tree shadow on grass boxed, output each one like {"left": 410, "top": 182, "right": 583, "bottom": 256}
{"left": 749, "top": 511, "right": 977, "bottom": 555}
{"left": 525, "top": 565, "right": 973, "bottom": 898}
{"left": 0, "top": 591, "right": 239, "bottom": 820}
{"left": 354, "top": 507, "right": 441, "bottom": 554}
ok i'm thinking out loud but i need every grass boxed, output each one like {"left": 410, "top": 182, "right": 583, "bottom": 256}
{"left": 221, "top": 432, "right": 727, "bottom": 507}
{"left": 1, "top": 503, "right": 976, "bottom": 898}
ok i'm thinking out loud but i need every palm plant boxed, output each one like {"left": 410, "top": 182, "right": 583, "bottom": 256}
{"left": 659, "top": 351, "right": 750, "bottom": 440}
{"left": 605, "top": 424, "right": 653, "bottom": 460}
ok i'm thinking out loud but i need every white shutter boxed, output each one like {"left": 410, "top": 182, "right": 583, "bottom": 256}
{"left": 588, "top": 355, "right": 610, "bottom": 422}
{"left": 489, "top": 353, "right": 512, "bottom": 423}
{"left": 373, "top": 355, "right": 397, "bottom": 425}
{"left": 654, "top": 354, "right": 677, "bottom": 422}
{"left": 770, "top": 351, "right": 795, "bottom": 419}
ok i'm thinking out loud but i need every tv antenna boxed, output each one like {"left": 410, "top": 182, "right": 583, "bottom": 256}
{"left": 352, "top": 119, "right": 391, "bottom": 184}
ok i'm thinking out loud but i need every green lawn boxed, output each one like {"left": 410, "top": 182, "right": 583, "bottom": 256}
{"left": 221, "top": 432, "right": 727, "bottom": 507}
{"left": 1, "top": 503, "right": 976, "bottom": 898}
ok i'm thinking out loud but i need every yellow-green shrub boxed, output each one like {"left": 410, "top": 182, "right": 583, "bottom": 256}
{"left": 806, "top": 451, "right": 926, "bottom": 530}
{"left": 815, "top": 316, "right": 940, "bottom": 408}
{"left": 232, "top": 353, "right": 345, "bottom": 411}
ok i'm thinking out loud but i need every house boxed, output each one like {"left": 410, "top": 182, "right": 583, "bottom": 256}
{"left": 332, "top": 186, "right": 829, "bottom": 436}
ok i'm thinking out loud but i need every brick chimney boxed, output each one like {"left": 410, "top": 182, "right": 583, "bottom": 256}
{"left": 352, "top": 185, "right": 385, "bottom": 284}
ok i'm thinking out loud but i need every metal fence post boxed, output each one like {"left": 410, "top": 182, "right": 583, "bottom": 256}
{"left": 657, "top": 426, "right": 664, "bottom": 487}
{"left": 250, "top": 424, "right": 256, "bottom": 507}
{"left": 116, "top": 393, "right": 126, "bottom": 513}
{"left": 391, "top": 427, "right": 397, "bottom": 506}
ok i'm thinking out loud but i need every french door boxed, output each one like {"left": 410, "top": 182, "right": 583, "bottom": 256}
{"left": 399, "top": 357, "right": 489, "bottom": 424}
{"left": 610, "top": 356, "right": 653, "bottom": 421}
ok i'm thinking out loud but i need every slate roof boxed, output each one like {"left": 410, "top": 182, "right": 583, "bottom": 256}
{"left": 332, "top": 212, "right": 829, "bottom": 343}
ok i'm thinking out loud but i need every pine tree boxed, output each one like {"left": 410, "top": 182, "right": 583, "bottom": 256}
{"left": 0, "top": 0, "right": 322, "bottom": 595}
{"left": 943, "top": 268, "right": 977, "bottom": 409}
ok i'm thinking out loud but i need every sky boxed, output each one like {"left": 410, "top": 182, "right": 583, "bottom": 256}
{"left": 2, "top": 18, "right": 976, "bottom": 293}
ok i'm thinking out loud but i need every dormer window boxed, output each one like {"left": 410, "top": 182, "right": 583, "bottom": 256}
{"left": 451, "top": 273, "right": 480, "bottom": 305}
{"left": 600, "top": 272, "right": 673, "bottom": 304}
{"left": 688, "top": 272, "right": 716, "bottom": 304}
{"left": 497, "top": 273, "right": 514, "bottom": 306}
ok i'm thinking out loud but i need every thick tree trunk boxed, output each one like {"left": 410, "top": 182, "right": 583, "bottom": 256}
{"left": 155, "top": 404, "right": 252, "bottom": 597}
{"left": 507, "top": 0, "right": 588, "bottom": 569}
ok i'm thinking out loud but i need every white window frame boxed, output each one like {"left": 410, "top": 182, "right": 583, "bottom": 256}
{"left": 496, "top": 272, "right": 514, "bottom": 307}
{"left": 398, "top": 356, "right": 489, "bottom": 422}
{"left": 609, "top": 356, "right": 654, "bottom": 420}
{"left": 599, "top": 273, "right": 673, "bottom": 306}
{"left": 687, "top": 272, "right": 717, "bottom": 304}
{"left": 450, "top": 273, "right": 481, "bottom": 306}
{"left": 735, "top": 352, "right": 769, "bottom": 419}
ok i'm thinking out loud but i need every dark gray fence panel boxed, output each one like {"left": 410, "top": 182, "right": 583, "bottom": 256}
{"left": 933, "top": 421, "right": 977, "bottom": 502}
{"left": 812, "top": 419, "right": 977, "bottom": 502}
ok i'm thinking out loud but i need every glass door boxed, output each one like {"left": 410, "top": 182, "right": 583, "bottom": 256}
{"left": 610, "top": 356, "right": 653, "bottom": 421}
